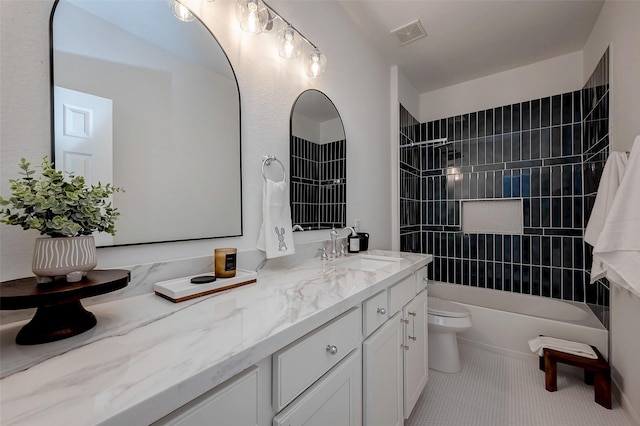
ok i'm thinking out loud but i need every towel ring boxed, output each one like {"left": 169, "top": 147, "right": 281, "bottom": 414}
{"left": 261, "top": 155, "right": 286, "bottom": 183}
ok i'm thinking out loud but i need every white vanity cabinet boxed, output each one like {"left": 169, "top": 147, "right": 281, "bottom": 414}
{"left": 363, "top": 312, "right": 404, "bottom": 426}
{"left": 402, "top": 290, "right": 428, "bottom": 419}
{"left": 273, "top": 349, "right": 362, "bottom": 426}
{"left": 362, "top": 269, "right": 429, "bottom": 425}
{"left": 153, "top": 366, "right": 260, "bottom": 426}
{"left": 272, "top": 307, "right": 362, "bottom": 426}
{"left": 272, "top": 307, "right": 361, "bottom": 412}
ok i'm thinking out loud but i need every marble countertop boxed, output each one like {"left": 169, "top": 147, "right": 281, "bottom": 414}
{"left": 0, "top": 250, "right": 430, "bottom": 426}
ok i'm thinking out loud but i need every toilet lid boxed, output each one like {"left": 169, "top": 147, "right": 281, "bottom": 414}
{"left": 428, "top": 297, "right": 470, "bottom": 318}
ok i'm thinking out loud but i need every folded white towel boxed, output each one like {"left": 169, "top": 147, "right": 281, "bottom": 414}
{"left": 256, "top": 178, "right": 295, "bottom": 259}
{"left": 584, "top": 151, "right": 628, "bottom": 246}
{"left": 590, "top": 136, "right": 640, "bottom": 298}
{"left": 528, "top": 336, "right": 597, "bottom": 359}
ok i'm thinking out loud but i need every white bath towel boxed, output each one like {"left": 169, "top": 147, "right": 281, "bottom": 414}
{"left": 256, "top": 178, "right": 295, "bottom": 259}
{"left": 590, "top": 136, "right": 640, "bottom": 298}
{"left": 528, "top": 336, "right": 597, "bottom": 359}
{"left": 584, "top": 151, "right": 628, "bottom": 246}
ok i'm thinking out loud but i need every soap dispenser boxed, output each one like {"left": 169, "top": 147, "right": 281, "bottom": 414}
{"left": 347, "top": 234, "right": 360, "bottom": 253}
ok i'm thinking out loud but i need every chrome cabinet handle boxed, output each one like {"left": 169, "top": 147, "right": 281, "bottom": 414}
{"left": 401, "top": 318, "right": 410, "bottom": 324}
{"left": 408, "top": 311, "right": 417, "bottom": 316}
{"left": 326, "top": 345, "right": 338, "bottom": 355}
{"left": 377, "top": 307, "right": 386, "bottom": 315}
{"left": 408, "top": 336, "right": 417, "bottom": 341}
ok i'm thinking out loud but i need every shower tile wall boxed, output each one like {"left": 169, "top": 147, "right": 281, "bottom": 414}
{"left": 400, "top": 107, "right": 422, "bottom": 252}
{"left": 290, "top": 137, "right": 346, "bottom": 230}
{"left": 399, "top": 49, "right": 609, "bottom": 313}
{"left": 582, "top": 48, "right": 610, "bottom": 328}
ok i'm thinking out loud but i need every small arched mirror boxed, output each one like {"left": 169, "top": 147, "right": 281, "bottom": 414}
{"left": 51, "top": 0, "right": 242, "bottom": 246}
{"left": 290, "top": 90, "right": 346, "bottom": 231}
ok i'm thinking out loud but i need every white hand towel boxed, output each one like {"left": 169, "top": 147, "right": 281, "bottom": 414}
{"left": 584, "top": 151, "right": 628, "bottom": 246}
{"left": 590, "top": 136, "right": 640, "bottom": 298}
{"left": 528, "top": 336, "right": 597, "bottom": 359}
{"left": 256, "top": 178, "right": 295, "bottom": 259}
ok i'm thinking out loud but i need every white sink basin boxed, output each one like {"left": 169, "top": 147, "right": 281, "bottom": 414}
{"left": 334, "top": 255, "right": 403, "bottom": 271}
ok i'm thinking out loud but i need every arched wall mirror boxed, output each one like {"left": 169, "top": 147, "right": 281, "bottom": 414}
{"left": 290, "top": 90, "right": 346, "bottom": 231}
{"left": 51, "top": 0, "right": 242, "bottom": 246}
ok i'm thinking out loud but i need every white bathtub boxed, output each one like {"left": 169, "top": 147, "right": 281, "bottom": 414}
{"left": 428, "top": 281, "right": 609, "bottom": 360}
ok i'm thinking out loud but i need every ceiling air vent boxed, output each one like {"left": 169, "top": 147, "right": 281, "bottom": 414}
{"left": 391, "top": 20, "right": 427, "bottom": 46}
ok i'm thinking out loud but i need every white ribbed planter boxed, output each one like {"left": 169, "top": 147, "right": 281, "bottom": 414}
{"left": 32, "top": 235, "right": 98, "bottom": 283}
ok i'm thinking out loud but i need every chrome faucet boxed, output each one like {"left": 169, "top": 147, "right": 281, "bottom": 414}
{"left": 329, "top": 227, "right": 357, "bottom": 258}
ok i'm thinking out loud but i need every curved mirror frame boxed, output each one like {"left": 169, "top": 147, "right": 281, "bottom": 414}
{"left": 51, "top": 0, "right": 242, "bottom": 246}
{"left": 289, "top": 90, "right": 346, "bottom": 231}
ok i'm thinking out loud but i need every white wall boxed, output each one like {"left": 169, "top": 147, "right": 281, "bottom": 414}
{"left": 320, "top": 117, "right": 344, "bottom": 144}
{"left": 292, "top": 112, "right": 322, "bottom": 143}
{"left": 398, "top": 68, "right": 420, "bottom": 120}
{"left": 582, "top": 2, "right": 640, "bottom": 423}
{"left": 0, "top": 0, "right": 392, "bottom": 279}
{"left": 419, "top": 51, "right": 583, "bottom": 123}
{"left": 292, "top": 114, "right": 344, "bottom": 145}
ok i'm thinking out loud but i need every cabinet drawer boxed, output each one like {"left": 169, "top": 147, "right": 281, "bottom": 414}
{"left": 273, "top": 307, "right": 361, "bottom": 412}
{"left": 154, "top": 367, "right": 258, "bottom": 426}
{"left": 416, "top": 266, "right": 428, "bottom": 293}
{"left": 388, "top": 275, "right": 416, "bottom": 316}
{"left": 363, "top": 290, "right": 388, "bottom": 337}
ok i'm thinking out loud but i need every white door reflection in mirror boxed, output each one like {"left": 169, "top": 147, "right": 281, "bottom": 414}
{"left": 54, "top": 86, "right": 114, "bottom": 246}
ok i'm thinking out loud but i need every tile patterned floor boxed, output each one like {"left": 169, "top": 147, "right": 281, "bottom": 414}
{"left": 406, "top": 343, "right": 630, "bottom": 426}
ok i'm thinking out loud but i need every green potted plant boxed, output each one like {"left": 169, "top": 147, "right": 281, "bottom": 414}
{"left": 0, "top": 157, "right": 123, "bottom": 283}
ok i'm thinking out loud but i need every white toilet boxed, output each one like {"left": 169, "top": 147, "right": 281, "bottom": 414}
{"left": 428, "top": 297, "right": 472, "bottom": 373}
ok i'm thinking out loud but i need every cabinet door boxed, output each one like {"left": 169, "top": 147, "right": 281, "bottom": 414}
{"left": 273, "top": 349, "right": 362, "bottom": 426}
{"left": 403, "top": 290, "right": 428, "bottom": 419}
{"left": 363, "top": 312, "right": 403, "bottom": 426}
{"left": 154, "top": 366, "right": 258, "bottom": 426}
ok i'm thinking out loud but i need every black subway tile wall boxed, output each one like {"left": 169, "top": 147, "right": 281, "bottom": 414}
{"left": 399, "top": 49, "right": 609, "bottom": 325}
{"left": 400, "top": 106, "right": 422, "bottom": 252}
{"left": 582, "top": 48, "right": 610, "bottom": 328}
{"left": 291, "top": 136, "right": 346, "bottom": 230}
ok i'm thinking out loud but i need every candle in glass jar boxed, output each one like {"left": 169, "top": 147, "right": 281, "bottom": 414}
{"left": 214, "top": 248, "right": 237, "bottom": 278}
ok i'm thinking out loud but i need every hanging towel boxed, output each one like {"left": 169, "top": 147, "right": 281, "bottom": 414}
{"left": 584, "top": 151, "right": 628, "bottom": 246}
{"left": 528, "top": 336, "right": 597, "bottom": 359}
{"left": 256, "top": 178, "right": 295, "bottom": 259}
{"left": 590, "top": 136, "right": 640, "bottom": 298}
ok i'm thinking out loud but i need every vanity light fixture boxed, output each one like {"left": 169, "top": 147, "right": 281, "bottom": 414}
{"left": 277, "top": 25, "right": 302, "bottom": 59}
{"left": 304, "top": 49, "right": 327, "bottom": 79}
{"left": 233, "top": 0, "right": 327, "bottom": 78}
{"left": 236, "top": 0, "right": 270, "bottom": 35}
{"left": 171, "top": 0, "right": 195, "bottom": 22}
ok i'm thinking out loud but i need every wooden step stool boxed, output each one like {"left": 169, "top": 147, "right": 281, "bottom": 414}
{"left": 538, "top": 345, "right": 611, "bottom": 409}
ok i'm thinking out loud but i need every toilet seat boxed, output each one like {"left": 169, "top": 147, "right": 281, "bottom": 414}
{"left": 428, "top": 297, "right": 470, "bottom": 318}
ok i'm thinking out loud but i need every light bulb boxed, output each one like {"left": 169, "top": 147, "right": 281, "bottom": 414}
{"left": 304, "top": 49, "right": 327, "bottom": 78}
{"left": 277, "top": 26, "right": 301, "bottom": 59}
{"left": 236, "top": 0, "right": 268, "bottom": 35}
{"left": 171, "top": 1, "right": 195, "bottom": 22}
